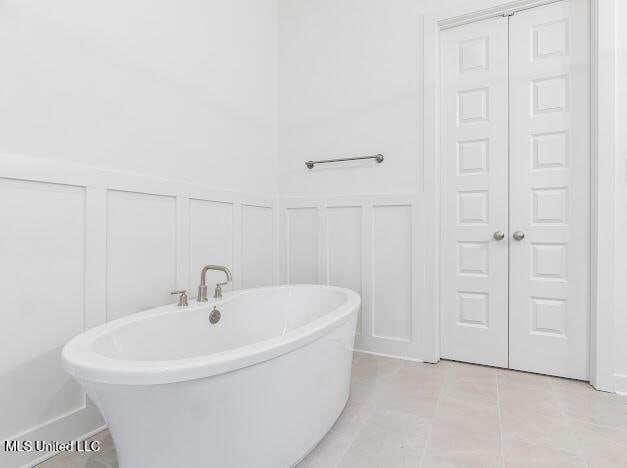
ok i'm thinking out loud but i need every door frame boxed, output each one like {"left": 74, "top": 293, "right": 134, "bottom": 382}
{"left": 431, "top": 0, "right": 617, "bottom": 391}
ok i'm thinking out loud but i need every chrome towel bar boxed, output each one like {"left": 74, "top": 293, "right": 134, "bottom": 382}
{"left": 305, "top": 154, "right": 384, "bottom": 169}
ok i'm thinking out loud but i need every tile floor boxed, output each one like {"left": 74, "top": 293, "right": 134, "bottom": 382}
{"left": 38, "top": 352, "right": 627, "bottom": 468}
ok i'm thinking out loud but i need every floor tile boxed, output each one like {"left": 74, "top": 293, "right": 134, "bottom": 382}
{"left": 297, "top": 373, "right": 378, "bottom": 467}
{"left": 36, "top": 353, "right": 627, "bottom": 468}
{"left": 336, "top": 379, "right": 378, "bottom": 428}
{"left": 498, "top": 374, "right": 569, "bottom": 439}
{"left": 557, "top": 384, "right": 627, "bottom": 429}
{"left": 338, "top": 405, "right": 430, "bottom": 468}
{"left": 351, "top": 353, "right": 402, "bottom": 384}
{"left": 499, "top": 398, "right": 569, "bottom": 440}
{"left": 37, "top": 430, "right": 116, "bottom": 468}
{"left": 569, "top": 420, "right": 627, "bottom": 467}
{"left": 501, "top": 435, "right": 582, "bottom": 465}
{"left": 583, "top": 454, "right": 627, "bottom": 468}
{"left": 426, "top": 396, "right": 501, "bottom": 455}
{"left": 438, "top": 360, "right": 498, "bottom": 380}
{"left": 420, "top": 450, "right": 503, "bottom": 468}
{"left": 497, "top": 369, "right": 558, "bottom": 397}
{"left": 393, "top": 361, "right": 446, "bottom": 398}
{"left": 376, "top": 363, "right": 441, "bottom": 418}
{"left": 565, "top": 400, "right": 627, "bottom": 430}
{"left": 503, "top": 457, "right": 586, "bottom": 468}
{"left": 377, "top": 389, "right": 439, "bottom": 420}
{"left": 440, "top": 372, "right": 498, "bottom": 407}
{"left": 296, "top": 429, "right": 353, "bottom": 468}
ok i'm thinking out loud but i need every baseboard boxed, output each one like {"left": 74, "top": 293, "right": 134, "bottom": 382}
{"left": 353, "top": 348, "right": 424, "bottom": 363}
{"left": 614, "top": 374, "right": 627, "bottom": 396}
{"left": 23, "top": 425, "right": 108, "bottom": 468}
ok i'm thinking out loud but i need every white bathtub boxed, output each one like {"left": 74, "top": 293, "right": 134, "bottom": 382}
{"left": 62, "top": 285, "right": 360, "bottom": 468}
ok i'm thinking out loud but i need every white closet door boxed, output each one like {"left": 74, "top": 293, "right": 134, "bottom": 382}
{"left": 509, "top": 1, "right": 589, "bottom": 379}
{"left": 440, "top": 17, "right": 509, "bottom": 367}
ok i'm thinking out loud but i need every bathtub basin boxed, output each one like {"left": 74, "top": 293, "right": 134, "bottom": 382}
{"left": 62, "top": 285, "right": 360, "bottom": 468}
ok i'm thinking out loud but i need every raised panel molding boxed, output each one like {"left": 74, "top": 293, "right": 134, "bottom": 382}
{"left": 457, "top": 190, "right": 490, "bottom": 225}
{"left": 531, "top": 242, "right": 568, "bottom": 280}
{"left": 189, "top": 200, "right": 234, "bottom": 296}
{"left": 372, "top": 205, "right": 413, "bottom": 342}
{"left": 458, "top": 241, "right": 490, "bottom": 276}
{"left": 457, "top": 291, "right": 490, "bottom": 328}
{"left": 242, "top": 205, "right": 274, "bottom": 288}
{"left": 282, "top": 196, "right": 422, "bottom": 360}
{"left": 532, "top": 131, "right": 569, "bottom": 169}
{"left": 532, "top": 19, "right": 569, "bottom": 60}
{"left": 106, "top": 190, "right": 178, "bottom": 321}
{"left": 287, "top": 207, "right": 319, "bottom": 284}
{"left": 531, "top": 187, "right": 569, "bottom": 224}
{"left": 457, "top": 139, "right": 489, "bottom": 175}
{"left": 327, "top": 206, "right": 362, "bottom": 333}
{"left": 457, "top": 88, "right": 489, "bottom": 124}
{"left": 0, "top": 153, "right": 276, "bottom": 468}
{"left": 458, "top": 37, "right": 489, "bottom": 73}
{"left": 531, "top": 75, "right": 569, "bottom": 115}
{"left": 0, "top": 179, "right": 87, "bottom": 442}
{"left": 531, "top": 297, "right": 567, "bottom": 337}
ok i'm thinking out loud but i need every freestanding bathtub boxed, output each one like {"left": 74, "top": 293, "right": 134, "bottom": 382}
{"left": 62, "top": 285, "right": 360, "bottom": 468}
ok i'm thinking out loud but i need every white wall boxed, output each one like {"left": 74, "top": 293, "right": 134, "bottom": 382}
{"left": 613, "top": 0, "right": 627, "bottom": 393}
{"left": 0, "top": 1, "right": 278, "bottom": 466}
{"left": 277, "top": 0, "right": 534, "bottom": 360}
{"left": 278, "top": 0, "right": 627, "bottom": 392}
{"left": 277, "top": 0, "right": 531, "bottom": 199}
{"left": 277, "top": 0, "right": 426, "bottom": 357}
{"left": 0, "top": 0, "right": 277, "bottom": 196}
{"left": 278, "top": 0, "right": 423, "bottom": 197}
{"left": 2, "top": 3, "right": 625, "bottom": 464}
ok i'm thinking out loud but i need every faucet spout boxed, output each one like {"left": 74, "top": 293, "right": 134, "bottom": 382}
{"left": 198, "top": 265, "right": 232, "bottom": 302}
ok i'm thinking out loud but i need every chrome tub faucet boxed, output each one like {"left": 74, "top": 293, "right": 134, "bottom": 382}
{"left": 198, "top": 265, "right": 232, "bottom": 301}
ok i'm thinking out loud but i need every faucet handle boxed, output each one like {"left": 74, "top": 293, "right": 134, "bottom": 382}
{"left": 213, "top": 282, "right": 228, "bottom": 300}
{"left": 171, "top": 289, "right": 188, "bottom": 307}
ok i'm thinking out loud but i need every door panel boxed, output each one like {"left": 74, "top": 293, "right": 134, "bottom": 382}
{"left": 440, "top": 17, "right": 509, "bottom": 367}
{"left": 508, "top": 1, "right": 589, "bottom": 379}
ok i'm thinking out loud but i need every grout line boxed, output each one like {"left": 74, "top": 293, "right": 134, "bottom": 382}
{"left": 335, "top": 357, "right": 404, "bottom": 467}
{"left": 334, "top": 399, "right": 377, "bottom": 468}
{"left": 551, "top": 377, "right": 590, "bottom": 467}
{"left": 417, "top": 371, "right": 444, "bottom": 467}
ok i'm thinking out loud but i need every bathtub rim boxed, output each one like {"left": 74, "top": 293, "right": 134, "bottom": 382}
{"left": 62, "top": 284, "right": 360, "bottom": 386}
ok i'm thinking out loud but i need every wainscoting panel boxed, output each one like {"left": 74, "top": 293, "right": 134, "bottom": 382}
{"left": 287, "top": 207, "right": 319, "bottom": 284}
{"left": 106, "top": 190, "right": 177, "bottom": 321}
{"left": 372, "top": 205, "right": 413, "bottom": 342}
{"left": 189, "top": 199, "right": 234, "bottom": 296}
{"left": 0, "top": 179, "right": 86, "bottom": 443}
{"left": 0, "top": 153, "right": 277, "bottom": 468}
{"left": 241, "top": 204, "right": 274, "bottom": 288}
{"left": 327, "top": 206, "right": 362, "bottom": 333}
{"left": 281, "top": 195, "right": 423, "bottom": 359}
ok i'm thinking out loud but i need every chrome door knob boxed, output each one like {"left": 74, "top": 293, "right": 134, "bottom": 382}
{"left": 493, "top": 231, "right": 505, "bottom": 241}
{"left": 513, "top": 231, "right": 525, "bottom": 241}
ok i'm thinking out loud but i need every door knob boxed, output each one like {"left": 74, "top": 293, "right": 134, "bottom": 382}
{"left": 513, "top": 231, "right": 525, "bottom": 241}
{"left": 493, "top": 231, "right": 505, "bottom": 241}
